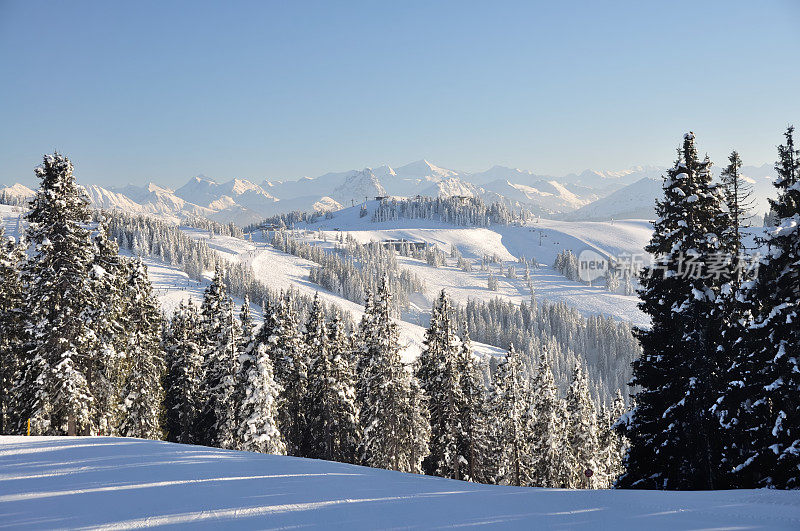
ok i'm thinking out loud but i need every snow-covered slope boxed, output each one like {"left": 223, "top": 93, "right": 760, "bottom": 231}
{"left": 561, "top": 166, "right": 666, "bottom": 188}
{"left": 2, "top": 437, "right": 798, "bottom": 530}
{"left": 564, "top": 177, "right": 662, "bottom": 221}
{"left": 303, "top": 203, "right": 651, "bottom": 327}
{"left": 481, "top": 179, "right": 593, "bottom": 215}
{"left": 465, "top": 165, "right": 551, "bottom": 186}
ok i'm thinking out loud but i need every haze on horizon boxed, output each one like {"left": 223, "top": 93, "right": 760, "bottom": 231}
{"left": 1, "top": 0, "right": 798, "bottom": 188}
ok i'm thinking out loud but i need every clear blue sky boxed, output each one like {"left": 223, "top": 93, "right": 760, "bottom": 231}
{"left": 1, "top": 0, "right": 798, "bottom": 188}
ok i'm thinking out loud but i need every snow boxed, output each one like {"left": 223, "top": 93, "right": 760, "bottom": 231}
{"left": 177, "top": 228, "right": 503, "bottom": 363}
{"left": 304, "top": 209, "right": 652, "bottom": 327}
{"left": 2, "top": 437, "right": 799, "bottom": 530}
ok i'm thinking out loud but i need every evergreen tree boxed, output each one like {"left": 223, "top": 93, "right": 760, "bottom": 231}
{"left": 163, "top": 300, "right": 203, "bottom": 444}
{"left": 270, "top": 291, "right": 311, "bottom": 457}
{"left": 565, "top": 363, "right": 599, "bottom": 488}
{"left": 720, "top": 150, "right": 754, "bottom": 255}
{"left": 235, "top": 297, "right": 285, "bottom": 455}
{"left": 596, "top": 390, "right": 627, "bottom": 488}
{"left": 721, "top": 126, "right": 800, "bottom": 488}
{"left": 16, "top": 153, "right": 96, "bottom": 435}
{"left": 417, "top": 291, "right": 464, "bottom": 479}
{"left": 197, "top": 267, "right": 239, "bottom": 449}
{"left": 232, "top": 296, "right": 255, "bottom": 438}
{"left": 118, "top": 259, "right": 165, "bottom": 440}
{"left": 528, "top": 350, "right": 570, "bottom": 488}
{"left": 306, "top": 294, "right": 360, "bottom": 463}
{"left": 86, "top": 219, "right": 127, "bottom": 435}
{"left": 0, "top": 227, "right": 24, "bottom": 434}
{"left": 456, "top": 324, "right": 492, "bottom": 483}
{"left": 619, "top": 133, "right": 731, "bottom": 490}
{"left": 359, "top": 277, "right": 429, "bottom": 473}
{"left": 489, "top": 344, "right": 531, "bottom": 486}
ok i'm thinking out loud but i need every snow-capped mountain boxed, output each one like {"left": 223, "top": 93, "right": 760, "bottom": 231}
{"left": 465, "top": 165, "right": 551, "bottom": 186}
{"left": 563, "top": 163, "right": 779, "bottom": 222}
{"left": 561, "top": 166, "right": 666, "bottom": 189}
{"left": 564, "top": 177, "right": 663, "bottom": 221}
{"left": 480, "top": 178, "right": 594, "bottom": 215}
{"left": 382, "top": 159, "right": 460, "bottom": 196}
{"left": 0, "top": 183, "right": 35, "bottom": 200}
{"left": 332, "top": 169, "right": 387, "bottom": 204}
{"left": 2, "top": 159, "right": 779, "bottom": 226}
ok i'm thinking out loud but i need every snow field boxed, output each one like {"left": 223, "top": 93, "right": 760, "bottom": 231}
{"left": 1, "top": 437, "right": 799, "bottom": 530}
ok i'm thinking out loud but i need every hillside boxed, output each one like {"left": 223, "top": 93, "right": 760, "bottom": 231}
{"left": 2, "top": 437, "right": 798, "bottom": 530}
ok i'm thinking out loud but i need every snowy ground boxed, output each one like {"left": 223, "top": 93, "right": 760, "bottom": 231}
{"left": 2, "top": 437, "right": 799, "bottom": 530}
{"left": 300, "top": 207, "right": 654, "bottom": 327}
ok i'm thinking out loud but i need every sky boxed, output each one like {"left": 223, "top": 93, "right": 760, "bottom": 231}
{"left": 1, "top": 0, "right": 798, "bottom": 188}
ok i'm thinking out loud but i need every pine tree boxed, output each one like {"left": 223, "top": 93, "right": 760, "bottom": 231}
{"left": 358, "top": 277, "right": 429, "bottom": 473}
{"left": 565, "top": 362, "right": 599, "bottom": 488}
{"left": 86, "top": 219, "right": 127, "bottom": 435}
{"left": 16, "top": 153, "right": 96, "bottom": 435}
{"left": 306, "top": 294, "right": 360, "bottom": 463}
{"left": 118, "top": 259, "right": 165, "bottom": 440}
{"left": 719, "top": 151, "right": 754, "bottom": 257}
{"left": 489, "top": 344, "right": 531, "bottom": 486}
{"left": 596, "top": 390, "right": 627, "bottom": 488}
{"left": 197, "top": 267, "right": 239, "bottom": 449}
{"left": 0, "top": 226, "right": 24, "bottom": 434}
{"left": 487, "top": 272, "right": 498, "bottom": 291}
{"left": 417, "top": 291, "right": 464, "bottom": 479}
{"left": 528, "top": 350, "right": 570, "bottom": 488}
{"left": 269, "top": 291, "right": 311, "bottom": 457}
{"left": 232, "top": 296, "right": 255, "bottom": 439}
{"left": 456, "top": 324, "right": 492, "bottom": 483}
{"left": 163, "top": 300, "right": 203, "bottom": 444}
{"left": 722, "top": 126, "right": 800, "bottom": 488}
{"left": 619, "top": 133, "right": 731, "bottom": 490}
{"left": 235, "top": 297, "right": 285, "bottom": 455}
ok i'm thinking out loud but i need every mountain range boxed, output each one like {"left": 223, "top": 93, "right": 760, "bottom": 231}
{"left": 1, "top": 160, "right": 778, "bottom": 225}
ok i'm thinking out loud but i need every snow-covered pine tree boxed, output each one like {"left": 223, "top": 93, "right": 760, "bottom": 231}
{"left": 235, "top": 297, "right": 286, "bottom": 455}
{"left": 197, "top": 267, "right": 240, "bottom": 449}
{"left": 596, "top": 390, "right": 627, "bottom": 488}
{"left": 416, "top": 290, "right": 467, "bottom": 479}
{"left": 712, "top": 150, "right": 755, "bottom": 479}
{"left": 86, "top": 219, "right": 127, "bottom": 435}
{"left": 232, "top": 296, "right": 255, "bottom": 439}
{"left": 358, "top": 277, "right": 430, "bottom": 473}
{"left": 16, "top": 153, "right": 96, "bottom": 436}
{"left": 354, "top": 288, "right": 374, "bottom": 409}
{"left": 118, "top": 258, "right": 165, "bottom": 440}
{"left": 489, "top": 344, "right": 532, "bottom": 486}
{"left": 528, "top": 350, "right": 570, "bottom": 488}
{"left": 565, "top": 362, "right": 599, "bottom": 488}
{"left": 417, "top": 291, "right": 465, "bottom": 479}
{"left": 0, "top": 226, "right": 24, "bottom": 434}
{"left": 269, "top": 291, "right": 311, "bottom": 457}
{"left": 305, "top": 293, "right": 360, "bottom": 463}
{"left": 163, "top": 300, "right": 203, "bottom": 444}
{"left": 721, "top": 126, "right": 800, "bottom": 489}
{"left": 619, "top": 133, "right": 731, "bottom": 490}
{"left": 456, "top": 323, "right": 492, "bottom": 483}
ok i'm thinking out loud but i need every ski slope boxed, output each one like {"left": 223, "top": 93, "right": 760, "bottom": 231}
{"left": 2, "top": 437, "right": 798, "bottom": 530}
{"left": 171, "top": 228, "right": 505, "bottom": 362}
{"left": 299, "top": 204, "right": 653, "bottom": 327}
